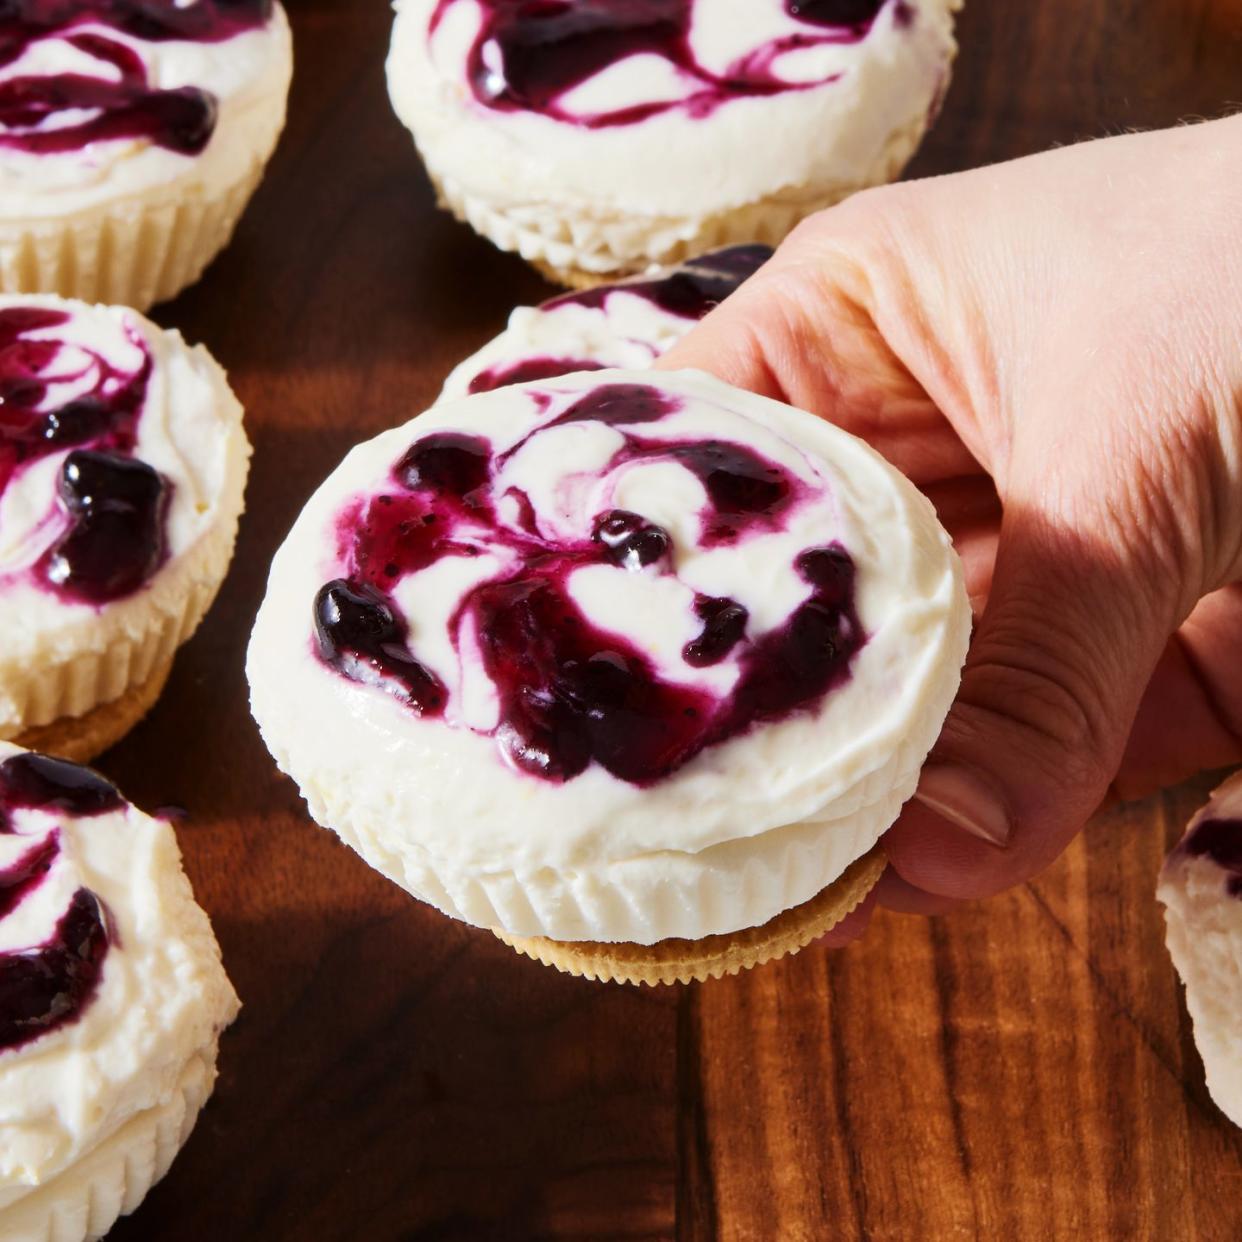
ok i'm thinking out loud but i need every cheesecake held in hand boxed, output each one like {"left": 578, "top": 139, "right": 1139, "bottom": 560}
{"left": 248, "top": 369, "right": 969, "bottom": 982}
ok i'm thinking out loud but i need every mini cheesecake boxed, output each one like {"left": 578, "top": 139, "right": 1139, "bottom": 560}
{"left": 0, "top": 295, "right": 251, "bottom": 761}
{"left": 249, "top": 371, "right": 968, "bottom": 982}
{"left": 387, "top": 0, "right": 960, "bottom": 285}
{"left": 440, "top": 244, "right": 771, "bottom": 400}
{"left": 1158, "top": 770, "right": 1242, "bottom": 1127}
{"left": 0, "top": 745, "right": 238, "bottom": 1241}
{"left": 0, "top": 0, "right": 293, "bottom": 309}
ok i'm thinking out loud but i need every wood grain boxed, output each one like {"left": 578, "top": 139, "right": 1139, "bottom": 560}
{"left": 93, "top": 1, "right": 1242, "bottom": 1239}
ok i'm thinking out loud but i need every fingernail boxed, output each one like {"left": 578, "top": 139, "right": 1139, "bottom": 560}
{"left": 914, "top": 764, "right": 1012, "bottom": 848}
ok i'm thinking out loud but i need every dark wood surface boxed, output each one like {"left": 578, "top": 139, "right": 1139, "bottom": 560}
{"left": 101, "top": 2, "right": 1242, "bottom": 1239}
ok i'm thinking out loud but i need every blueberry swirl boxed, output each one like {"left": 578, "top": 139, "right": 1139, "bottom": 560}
{"left": 456, "top": 244, "right": 772, "bottom": 397}
{"left": 0, "top": 0, "right": 273, "bottom": 156}
{"left": 0, "top": 752, "right": 120, "bottom": 1052}
{"left": 432, "top": 0, "right": 903, "bottom": 128}
{"left": 0, "top": 305, "right": 170, "bottom": 603}
{"left": 314, "top": 379, "right": 865, "bottom": 786}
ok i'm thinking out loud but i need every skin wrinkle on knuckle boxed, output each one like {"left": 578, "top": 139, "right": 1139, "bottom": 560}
{"left": 958, "top": 639, "right": 1115, "bottom": 785}
{"left": 1197, "top": 374, "right": 1242, "bottom": 589}
{"left": 1095, "top": 423, "right": 1201, "bottom": 619}
{"left": 1088, "top": 359, "right": 1231, "bottom": 613}
{"left": 959, "top": 525, "right": 1136, "bottom": 776}
{"left": 1080, "top": 254, "right": 1242, "bottom": 596}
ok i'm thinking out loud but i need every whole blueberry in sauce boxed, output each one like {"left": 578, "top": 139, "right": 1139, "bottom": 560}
{"left": 396, "top": 432, "right": 491, "bottom": 499}
{"left": 0, "top": 1, "right": 272, "bottom": 156}
{"left": 317, "top": 382, "right": 865, "bottom": 786}
{"left": 0, "top": 307, "right": 172, "bottom": 603}
{"left": 683, "top": 595, "right": 748, "bottom": 667}
{"left": 433, "top": 0, "right": 890, "bottom": 128}
{"left": 0, "top": 752, "right": 121, "bottom": 1051}
{"left": 592, "top": 509, "right": 671, "bottom": 570}
{"left": 0, "top": 751, "right": 123, "bottom": 820}
{"left": 41, "top": 450, "right": 170, "bottom": 603}
{"left": 314, "top": 579, "right": 447, "bottom": 716}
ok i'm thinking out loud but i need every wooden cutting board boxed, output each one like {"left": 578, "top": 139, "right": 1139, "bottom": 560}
{"left": 104, "top": 1, "right": 1242, "bottom": 1238}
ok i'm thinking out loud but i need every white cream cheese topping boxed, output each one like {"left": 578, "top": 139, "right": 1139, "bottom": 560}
{"left": 1159, "top": 770, "right": 1242, "bottom": 1128}
{"left": 0, "top": 295, "right": 251, "bottom": 738}
{"left": 0, "top": 3, "right": 292, "bottom": 220}
{"left": 387, "top": 0, "right": 958, "bottom": 219}
{"left": 0, "top": 743, "right": 238, "bottom": 1213}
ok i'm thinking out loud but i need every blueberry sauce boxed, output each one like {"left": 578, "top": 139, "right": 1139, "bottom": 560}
{"left": 0, "top": 752, "right": 121, "bottom": 1052}
{"left": 549, "top": 244, "right": 773, "bottom": 319}
{"left": 0, "top": 887, "right": 109, "bottom": 1052}
{"left": 0, "top": 832, "right": 58, "bottom": 917}
{"left": 396, "top": 432, "right": 491, "bottom": 499}
{"left": 314, "top": 578, "right": 447, "bottom": 716}
{"left": 431, "top": 0, "right": 890, "bottom": 128}
{"left": 464, "top": 247, "right": 771, "bottom": 395}
{"left": 41, "top": 450, "right": 169, "bottom": 602}
{"left": 548, "top": 380, "right": 680, "bottom": 430}
{"left": 317, "top": 382, "right": 864, "bottom": 786}
{"left": 0, "top": 306, "right": 171, "bottom": 603}
{"left": 592, "top": 508, "right": 671, "bottom": 570}
{"left": 0, "top": 1, "right": 272, "bottom": 156}
{"left": 1182, "top": 817, "right": 1242, "bottom": 898}
{"left": 788, "top": 0, "right": 886, "bottom": 24}
{"left": 0, "top": 751, "right": 123, "bottom": 824}
{"left": 683, "top": 595, "right": 747, "bottom": 667}
{"left": 468, "top": 356, "right": 606, "bottom": 396}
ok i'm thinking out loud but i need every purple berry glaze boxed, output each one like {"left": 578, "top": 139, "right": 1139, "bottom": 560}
{"left": 314, "top": 578, "right": 448, "bottom": 717}
{"left": 432, "top": 0, "right": 891, "bottom": 128}
{"left": 592, "top": 508, "right": 671, "bottom": 570}
{"left": 548, "top": 379, "right": 679, "bottom": 429}
{"left": 788, "top": 0, "right": 886, "bottom": 24}
{"left": 1182, "top": 817, "right": 1242, "bottom": 898}
{"left": 549, "top": 244, "right": 773, "bottom": 319}
{"left": 0, "top": 752, "right": 121, "bottom": 1052}
{"left": 683, "top": 595, "right": 747, "bottom": 667}
{"left": 468, "top": 356, "right": 606, "bottom": 396}
{"left": 464, "top": 247, "right": 771, "bottom": 395}
{"left": 0, "top": 832, "right": 58, "bottom": 917}
{"left": 0, "top": 0, "right": 272, "bottom": 156}
{"left": 0, "top": 306, "right": 171, "bottom": 603}
{"left": 41, "top": 450, "right": 170, "bottom": 602}
{"left": 0, "top": 751, "right": 123, "bottom": 824}
{"left": 316, "top": 382, "right": 864, "bottom": 786}
{"left": 0, "top": 888, "right": 109, "bottom": 1052}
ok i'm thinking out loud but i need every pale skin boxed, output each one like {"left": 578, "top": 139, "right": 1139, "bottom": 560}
{"left": 659, "top": 116, "right": 1242, "bottom": 940}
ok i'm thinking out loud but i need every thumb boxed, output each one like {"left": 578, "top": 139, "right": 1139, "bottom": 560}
{"left": 883, "top": 498, "right": 1177, "bottom": 900}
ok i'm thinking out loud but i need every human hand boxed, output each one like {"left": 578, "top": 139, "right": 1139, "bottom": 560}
{"left": 659, "top": 117, "right": 1242, "bottom": 929}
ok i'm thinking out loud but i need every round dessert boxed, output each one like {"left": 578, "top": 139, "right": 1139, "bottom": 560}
{"left": 1158, "top": 770, "right": 1242, "bottom": 1128}
{"left": 0, "top": 0, "right": 293, "bottom": 310}
{"left": 439, "top": 243, "right": 772, "bottom": 401}
{"left": 0, "top": 745, "right": 239, "bottom": 1241}
{"left": 0, "top": 295, "right": 251, "bottom": 762}
{"left": 387, "top": 0, "right": 960, "bottom": 286}
{"left": 249, "top": 369, "right": 969, "bottom": 984}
